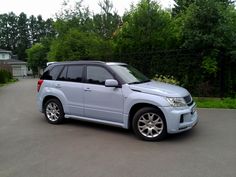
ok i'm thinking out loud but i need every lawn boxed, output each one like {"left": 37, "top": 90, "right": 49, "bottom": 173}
{"left": 0, "top": 79, "right": 18, "bottom": 87}
{"left": 194, "top": 97, "right": 236, "bottom": 109}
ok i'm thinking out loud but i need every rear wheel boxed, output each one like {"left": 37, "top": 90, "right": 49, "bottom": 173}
{"left": 132, "top": 107, "right": 167, "bottom": 141}
{"left": 44, "top": 98, "right": 64, "bottom": 124}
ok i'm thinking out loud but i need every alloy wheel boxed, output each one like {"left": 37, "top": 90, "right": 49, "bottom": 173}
{"left": 137, "top": 112, "right": 164, "bottom": 138}
{"left": 46, "top": 102, "right": 60, "bottom": 122}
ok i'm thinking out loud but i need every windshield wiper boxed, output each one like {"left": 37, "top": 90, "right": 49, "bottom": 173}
{"left": 128, "top": 80, "right": 151, "bottom": 85}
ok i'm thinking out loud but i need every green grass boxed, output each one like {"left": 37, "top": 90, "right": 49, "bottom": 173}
{"left": 0, "top": 79, "right": 18, "bottom": 87}
{"left": 194, "top": 97, "right": 236, "bottom": 109}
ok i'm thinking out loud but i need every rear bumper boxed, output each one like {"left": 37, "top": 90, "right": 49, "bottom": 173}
{"left": 36, "top": 94, "right": 43, "bottom": 113}
{"left": 161, "top": 104, "right": 198, "bottom": 134}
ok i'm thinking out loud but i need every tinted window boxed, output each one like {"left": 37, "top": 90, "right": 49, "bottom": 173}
{"left": 67, "top": 65, "right": 83, "bottom": 82}
{"left": 42, "top": 65, "right": 63, "bottom": 80}
{"left": 87, "top": 66, "right": 113, "bottom": 85}
{"left": 110, "top": 65, "right": 149, "bottom": 84}
{"left": 57, "top": 66, "right": 67, "bottom": 81}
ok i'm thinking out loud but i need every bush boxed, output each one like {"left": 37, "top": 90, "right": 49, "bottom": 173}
{"left": 0, "top": 69, "right": 13, "bottom": 84}
{"left": 153, "top": 74, "right": 180, "bottom": 85}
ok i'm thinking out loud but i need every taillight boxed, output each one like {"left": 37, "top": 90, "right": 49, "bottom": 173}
{"left": 37, "top": 80, "right": 44, "bottom": 92}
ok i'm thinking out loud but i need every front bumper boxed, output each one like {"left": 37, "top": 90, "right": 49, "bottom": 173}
{"left": 161, "top": 103, "right": 198, "bottom": 134}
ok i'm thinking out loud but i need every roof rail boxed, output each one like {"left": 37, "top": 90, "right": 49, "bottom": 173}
{"left": 46, "top": 62, "right": 58, "bottom": 66}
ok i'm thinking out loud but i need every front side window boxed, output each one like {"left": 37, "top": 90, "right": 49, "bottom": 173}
{"left": 86, "top": 66, "right": 113, "bottom": 85}
{"left": 110, "top": 65, "right": 150, "bottom": 84}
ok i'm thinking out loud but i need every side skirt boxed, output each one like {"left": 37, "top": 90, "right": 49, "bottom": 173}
{"left": 64, "top": 114, "right": 126, "bottom": 128}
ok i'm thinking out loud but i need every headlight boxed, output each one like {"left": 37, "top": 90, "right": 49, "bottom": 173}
{"left": 166, "top": 97, "right": 187, "bottom": 107}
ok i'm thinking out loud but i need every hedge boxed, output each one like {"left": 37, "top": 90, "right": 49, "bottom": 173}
{"left": 0, "top": 69, "right": 13, "bottom": 84}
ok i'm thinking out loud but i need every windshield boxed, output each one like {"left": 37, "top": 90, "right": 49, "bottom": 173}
{"left": 110, "top": 65, "right": 150, "bottom": 84}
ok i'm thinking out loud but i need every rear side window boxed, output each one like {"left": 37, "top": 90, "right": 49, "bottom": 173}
{"left": 57, "top": 66, "right": 67, "bottom": 81}
{"left": 67, "top": 65, "right": 83, "bottom": 82}
{"left": 86, "top": 66, "right": 113, "bottom": 85}
{"left": 41, "top": 65, "right": 63, "bottom": 80}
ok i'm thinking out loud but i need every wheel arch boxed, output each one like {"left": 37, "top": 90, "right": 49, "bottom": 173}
{"left": 128, "top": 103, "right": 166, "bottom": 129}
{"left": 43, "top": 96, "right": 63, "bottom": 112}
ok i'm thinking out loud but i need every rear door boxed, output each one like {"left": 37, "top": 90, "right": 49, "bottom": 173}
{"left": 83, "top": 65, "right": 124, "bottom": 123}
{"left": 57, "top": 65, "right": 85, "bottom": 116}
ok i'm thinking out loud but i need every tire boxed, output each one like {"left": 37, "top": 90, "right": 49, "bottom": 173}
{"left": 132, "top": 107, "right": 167, "bottom": 141}
{"left": 44, "top": 98, "right": 64, "bottom": 124}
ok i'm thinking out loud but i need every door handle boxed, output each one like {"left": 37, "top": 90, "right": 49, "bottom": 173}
{"left": 55, "top": 84, "right": 61, "bottom": 88}
{"left": 84, "top": 88, "right": 91, "bottom": 92}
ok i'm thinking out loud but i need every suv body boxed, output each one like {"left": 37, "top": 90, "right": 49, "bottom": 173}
{"left": 37, "top": 61, "right": 198, "bottom": 141}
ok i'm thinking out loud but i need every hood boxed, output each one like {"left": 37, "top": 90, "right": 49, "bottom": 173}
{"left": 129, "top": 81, "right": 189, "bottom": 97}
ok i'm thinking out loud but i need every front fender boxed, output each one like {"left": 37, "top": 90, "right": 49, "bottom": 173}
{"left": 124, "top": 92, "right": 169, "bottom": 115}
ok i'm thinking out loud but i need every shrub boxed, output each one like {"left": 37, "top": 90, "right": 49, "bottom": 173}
{"left": 153, "top": 74, "right": 180, "bottom": 85}
{"left": 0, "top": 69, "right": 13, "bottom": 84}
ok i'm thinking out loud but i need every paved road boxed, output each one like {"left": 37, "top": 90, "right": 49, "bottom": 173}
{"left": 0, "top": 79, "right": 235, "bottom": 177}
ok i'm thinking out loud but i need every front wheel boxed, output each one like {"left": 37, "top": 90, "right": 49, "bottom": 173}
{"left": 132, "top": 107, "right": 167, "bottom": 141}
{"left": 44, "top": 98, "right": 64, "bottom": 124}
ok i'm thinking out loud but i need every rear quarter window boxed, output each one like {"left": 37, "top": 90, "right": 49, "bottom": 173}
{"left": 41, "top": 65, "right": 63, "bottom": 80}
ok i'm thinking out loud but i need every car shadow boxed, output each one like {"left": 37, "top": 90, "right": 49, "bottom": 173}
{"left": 62, "top": 118, "right": 198, "bottom": 142}
{"left": 64, "top": 118, "right": 132, "bottom": 136}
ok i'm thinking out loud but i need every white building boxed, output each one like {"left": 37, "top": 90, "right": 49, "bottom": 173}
{"left": 0, "top": 49, "right": 28, "bottom": 77}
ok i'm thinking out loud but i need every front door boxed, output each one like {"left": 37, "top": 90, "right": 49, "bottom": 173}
{"left": 83, "top": 65, "right": 124, "bottom": 123}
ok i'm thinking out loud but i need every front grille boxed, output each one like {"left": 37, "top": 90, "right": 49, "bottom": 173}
{"left": 184, "top": 95, "right": 193, "bottom": 106}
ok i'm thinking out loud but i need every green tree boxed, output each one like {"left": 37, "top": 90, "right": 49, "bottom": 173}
{"left": 177, "top": 0, "right": 236, "bottom": 96}
{"left": 17, "top": 12, "right": 30, "bottom": 60}
{"left": 172, "top": 0, "right": 196, "bottom": 15}
{"left": 28, "top": 15, "right": 38, "bottom": 44}
{"left": 93, "top": 0, "right": 121, "bottom": 39}
{"left": 0, "top": 12, "right": 55, "bottom": 61}
{"left": 54, "top": 0, "right": 93, "bottom": 35}
{"left": 48, "top": 29, "right": 114, "bottom": 61}
{"left": 0, "top": 12, "right": 18, "bottom": 52}
{"left": 29, "top": 15, "right": 55, "bottom": 44}
{"left": 114, "top": 0, "right": 176, "bottom": 76}
{"left": 27, "top": 43, "right": 48, "bottom": 75}
{"left": 173, "top": 0, "right": 235, "bottom": 15}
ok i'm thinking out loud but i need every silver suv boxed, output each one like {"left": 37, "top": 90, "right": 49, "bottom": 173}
{"left": 37, "top": 61, "right": 198, "bottom": 141}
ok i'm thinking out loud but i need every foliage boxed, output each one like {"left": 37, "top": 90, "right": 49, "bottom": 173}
{"left": 173, "top": 0, "right": 234, "bottom": 15}
{"left": 0, "top": 12, "right": 55, "bottom": 60}
{"left": 48, "top": 29, "right": 114, "bottom": 61}
{"left": 202, "top": 55, "right": 218, "bottom": 75}
{"left": 0, "top": 69, "right": 12, "bottom": 84}
{"left": 54, "top": 0, "right": 94, "bottom": 37}
{"left": 114, "top": 0, "right": 176, "bottom": 76}
{"left": 172, "top": 0, "right": 196, "bottom": 15}
{"left": 93, "top": 0, "right": 121, "bottom": 39}
{"left": 178, "top": 0, "right": 236, "bottom": 96}
{"left": 27, "top": 43, "right": 48, "bottom": 75}
{"left": 49, "top": 0, "right": 117, "bottom": 61}
{"left": 152, "top": 74, "right": 180, "bottom": 85}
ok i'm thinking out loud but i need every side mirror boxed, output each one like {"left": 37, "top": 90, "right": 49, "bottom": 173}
{"left": 105, "top": 79, "right": 119, "bottom": 87}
